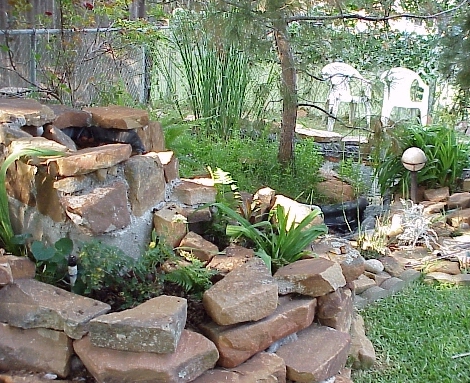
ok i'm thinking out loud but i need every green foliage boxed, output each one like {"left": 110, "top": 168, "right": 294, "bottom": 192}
{"left": 75, "top": 239, "right": 165, "bottom": 310}
{"left": 353, "top": 281, "right": 470, "bottom": 382}
{"left": 164, "top": 258, "right": 216, "bottom": 299}
{"left": 371, "top": 124, "right": 470, "bottom": 196}
{"left": 165, "top": 128, "right": 324, "bottom": 204}
{"left": 338, "top": 157, "right": 369, "bottom": 198}
{"left": 213, "top": 202, "right": 327, "bottom": 272}
{"left": 31, "top": 238, "right": 73, "bottom": 286}
{"left": 0, "top": 145, "right": 64, "bottom": 255}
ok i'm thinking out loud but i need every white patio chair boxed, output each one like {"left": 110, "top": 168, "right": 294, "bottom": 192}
{"left": 380, "top": 67, "right": 429, "bottom": 126}
{"left": 321, "top": 62, "right": 372, "bottom": 132}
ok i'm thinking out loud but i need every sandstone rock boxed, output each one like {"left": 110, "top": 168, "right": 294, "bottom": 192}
{"left": 10, "top": 136, "right": 68, "bottom": 154}
{"left": 53, "top": 175, "right": 93, "bottom": 193}
{"left": 446, "top": 208, "right": 470, "bottom": 228}
{"left": 349, "top": 313, "right": 376, "bottom": 369}
{"left": 6, "top": 158, "right": 36, "bottom": 207}
{"left": 0, "top": 123, "right": 32, "bottom": 145}
{"left": 0, "top": 261, "right": 13, "bottom": 285}
{"left": 380, "top": 276, "right": 405, "bottom": 293}
{"left": 0, "top": 254, "right": 35, "bottom": 280}
{"left": 423, "top": 187, "right": 449, "bottom": 202}
{"left": 425, "top": 260, "right": 461, "bottom": 275}
{"left": 61, "top": 181, "right": 130, "bottom": 235}
{"left": 200, "top": 295, "right": 316, "bottom": 368}
{"left": 178, "top": 231, "right": 219, "bottom": 263}
{"left": 172, "top": 179, "right": 217, "bottom": 205}
{"left": 399, "top": 268, "right": 421, "bottom": 283}
{"left": 207, "top": 245, "right": 254, "bottom": 275}
{"left": 363, "top": 259, "right": 384, "bottom": 274}
{"left": 191, "top": 352, "right": 286, "bottom": 383}
{"left": 74, "top": 331, "right": 219, "bottom": 383}
{"left": 447, "top": 192, "right": 470, "bottom": 209}
{"left": 89, "top": 296, "right": 187, "bottom": 353}
{"left": 149, "top": 151, "right": 179, "bottom": 183}
{"left": 36, "top": 172, "right": 66, "bottom": 222}
{"left": 0, "top": 323, "right": 73, "bottom": 378}
{"left": 46, "top": 143, "right": 132, "bottom": 177}
{"left": 274, "top": 258, "right": 346, "bottom": 297}
{"left": 203, "top": 258, "right": 278, "bottom": 326}
{"left": 379, "top": 256, "right": 404, "bottom": 277}
{"left": 43, "top": 123, "right": 78, "bottom": 151}
{"left": 275, "top": 325, "right": 351, "bottom": 383}
{"left": 317, "top": 288, "right": 353, "bottom": 333}
{"left": 422, "top": 201, "right": 447, "bottom": 215}
{"left": 253, "top": 187, "right": 276, "bottom": 216}
{"left": 295, "top": 126, "right": 342, "bottom": 143}
{"left": 272, "top": 194, "right": 324, "bottom": 229}
{"left": 363, "top": 270, "right": 391, "bottom": 286}
{"left": 124, "top": 154, "right": 165, "bottom": 216}
{"left": 329, "top": 249, "right": 365, "bottom": 283}
{"left": 83, "top": 105, "right": 149, "bottom": 130}
{"left": 316, "top": 179, "right": 355, "bottom": 203}
{"left": 49, "top": 104, "right": 92, "bottom": 129}
{"left": 153, "top": 204, "right": 189, "bottom": 248}
{"left": 0, "top": 98, "right": 54, "bottom": 127}
{"left": 351, "top": 274, "right": 376, "bottom": 294}
{"left": 136, "top": 120, "right": 166, "bottom": 152}
{"left": 359, "top": 285, "right": 389, "bottom": 304}
{"left": 424, "top": 272, "right": 470, "bottom": 286}
{"left": 0, "top": 279, "right": 111, "bottom": 339}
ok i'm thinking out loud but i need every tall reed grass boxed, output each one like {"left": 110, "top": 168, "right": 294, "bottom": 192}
{"left": 166, "top": 9, "right": 276, "bottom": 139}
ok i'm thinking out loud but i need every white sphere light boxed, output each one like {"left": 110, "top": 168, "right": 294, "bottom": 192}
{"left": 401, "top": 147, "right": 427, "bottom": 172}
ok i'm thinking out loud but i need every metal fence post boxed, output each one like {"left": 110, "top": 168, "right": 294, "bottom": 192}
{"left": 30, "top": 29, "right": 37, "bottom": 86}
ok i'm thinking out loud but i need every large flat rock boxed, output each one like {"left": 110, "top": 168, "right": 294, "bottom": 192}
{"left": 46, "top": 143, "right": 132, "bottom": 177}
{"left": 275, "top": 325, "right": 351, "bottom": 383}
{"left": 89, "top": 295, "right": 187, "bottom": 353}
{"left": 200, "top": 295, "right": 316, "bottom": 368}
{"left": 274, "top": 258, "right": 346, "bottom": 297}
{"left": 0, "top": 98, "right": 55, "bottom": 127}
{"left": 0, "top": 323, "right": 73, "bottom": 378}
{"left": 0, "top": 279, "right": 111, "bottom": 339}
{"left": 83, "top": 105, "right": 149, "bottom": 130}
{"left": 74, "top": 330, "right": 219, "bottom": 383}
{"left": 191, "top": 352, "right": 286, "bottom": 383}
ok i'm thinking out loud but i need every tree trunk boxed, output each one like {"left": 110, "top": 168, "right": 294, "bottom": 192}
{"left": 273, "top": 17, "right": 297, "bottom": 165}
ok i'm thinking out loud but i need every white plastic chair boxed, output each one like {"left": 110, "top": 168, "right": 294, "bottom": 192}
{"left": 380, "top": 67, "right": 429, "bottom": 126}
{"left": 321, "top": 62, "right": 372, "bottom": 132}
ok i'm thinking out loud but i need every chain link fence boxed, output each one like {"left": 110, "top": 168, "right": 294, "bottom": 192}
{"left": 0, "top": 28, "right": 155, "bottom": 106}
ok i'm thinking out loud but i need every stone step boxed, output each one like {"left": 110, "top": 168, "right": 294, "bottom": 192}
{"left": 74, "top": 330, "right": 219, "bottom": 383}
{"left": 275, "top": 324, "right": 351, "bottom": 383}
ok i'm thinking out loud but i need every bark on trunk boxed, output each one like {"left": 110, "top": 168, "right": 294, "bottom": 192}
{"left": 273, "top": 17, "right": 297, "bottom": 165}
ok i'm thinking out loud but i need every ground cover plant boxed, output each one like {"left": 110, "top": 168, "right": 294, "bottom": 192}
{"left": 352, "top": 280, "right": 470, "bottom": 383}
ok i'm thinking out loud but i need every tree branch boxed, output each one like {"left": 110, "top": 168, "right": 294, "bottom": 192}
{"left": 288, "top": 0, "right": 469, "bottom": 23}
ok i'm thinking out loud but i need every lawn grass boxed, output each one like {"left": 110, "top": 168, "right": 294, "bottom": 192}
{"left": 352, "top": 280, "right": 470, "bottom": 383}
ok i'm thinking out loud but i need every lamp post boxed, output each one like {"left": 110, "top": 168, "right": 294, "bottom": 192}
{"left": 401, "top": 147, "right": 427, "bottom": 203}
